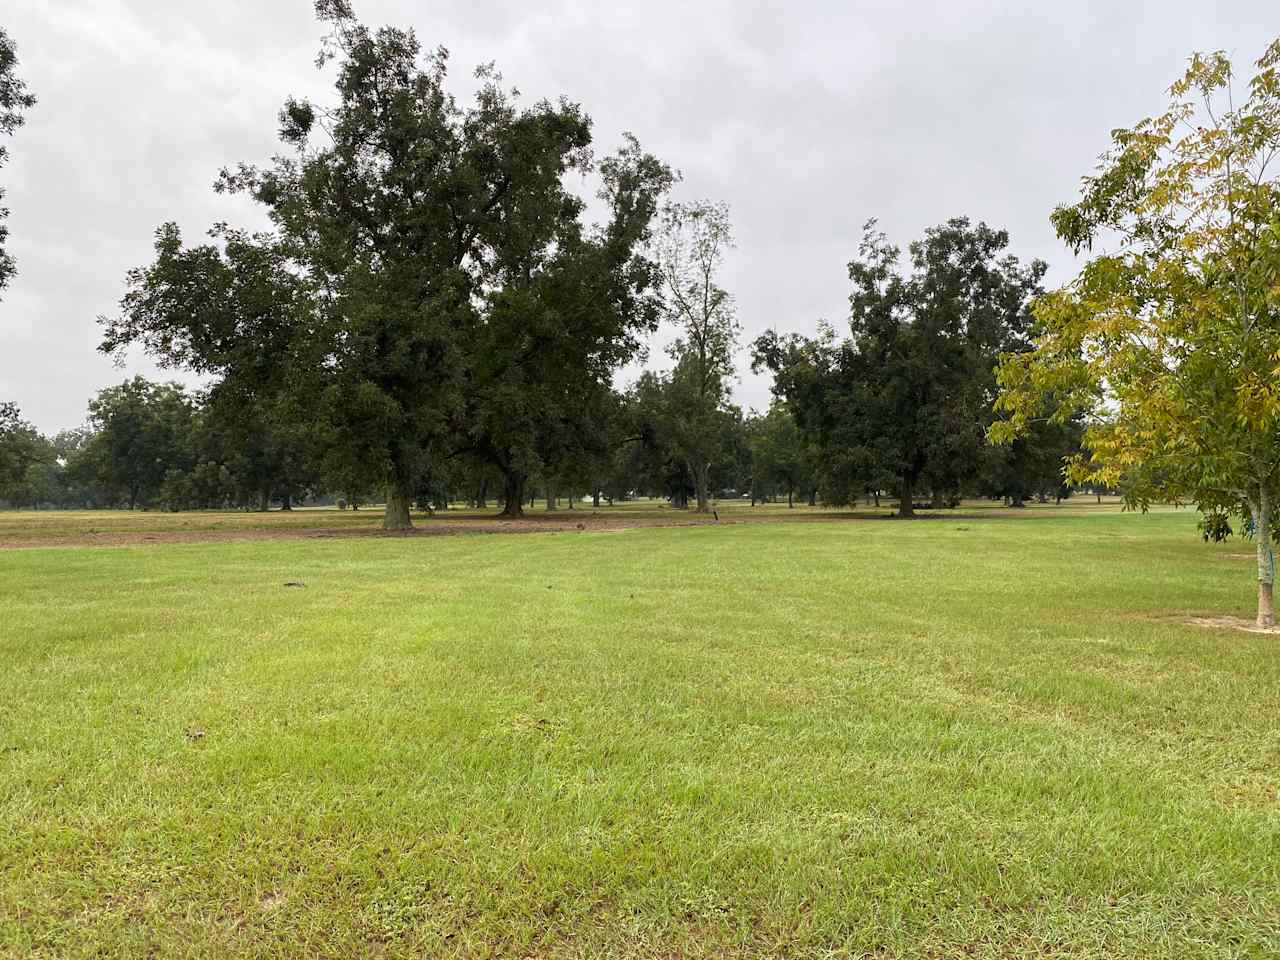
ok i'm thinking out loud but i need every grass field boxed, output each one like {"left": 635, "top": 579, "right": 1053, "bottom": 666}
{"left": 3, "top": 505, "right": 1278, "bottom": 957}
{"left": 0, "top": 498, "right": 818, "bottom": 545}
{"left": 0, "top": 496, "right": 1121, "bottom": 544}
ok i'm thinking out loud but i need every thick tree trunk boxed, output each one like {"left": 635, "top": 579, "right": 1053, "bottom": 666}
{"left": 1255, "top": 488, "right": 1275, "bottom": 628}
{"left": 476, "top": 477, "right": 489, "bottom": 510}
{"left": 592, "top": 489, "right": 601, "bottom": 508}
{"left": 898, "top": 475, "right": 914, "bottom": 518}
{"left": 500, "top": 471, "right": 526, "bottom": 518}
{"left": 787, "top": 490, "right": 794, "bottom": 508}
{"left": 692, "top": 462, "right": 711, "bottom": 513}
{"left": 258, "top": 487, "right": 271, "bottom": 512}
{"left": 808, "top": 488, "right": 817, "bottom": 507}
{"left": 281, "top": 493, "right": 293, "bottom": 511}
{"left": 383, "top": 480, "right": 413, "bottom": 531}
{"left": 545, "top": 482, "right": 557, "bottom": 511}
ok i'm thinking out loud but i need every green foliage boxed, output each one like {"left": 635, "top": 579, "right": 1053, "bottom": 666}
{"left": 758, "top": 218, "right": 1045, "bottom": 514}
{"left": 79, "top": 378, "right": 197, "bottom": 509}
{"left": 455, "top": 134, "right": 673, "bottom": 516}
{"left": 1198, "top": 510, "right": 1234, "bottom": 543}
{"left": 0, "top": 26, "right": 36, "bottom": 295}
{"left": 621, "top": 368, "right": 747, "bottom": 507}
{"left": 0, "top": 402, "right": 48, "bottom": 504}
{"left": 747, "top": 401, "right": 814, "bottom": 506}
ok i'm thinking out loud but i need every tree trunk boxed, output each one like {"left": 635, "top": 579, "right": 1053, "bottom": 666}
{"left": 787, "top": 489, "right": 794, "bottom": 508}
{"left": 1255, "top": 488, "right": 1275, "bottom": 628}
{"left": 281, "top": 493, "right": 293, "bottom": 511}
{"left": 500, "top": 471, "right": 526, "bottom": 518}
{"left": 692, "top": 462, "right": 711, "bottom": 513}
{"left": 808, "top": 488, "right": 817, "bottom": 507}
{"left": 898, "top": 475, "right": 914, "bottom": 518}
{"left": 546, "top": 482, "right": 557, "bottom": 511}
{"left": 258, "top": 487, "right": 271, "bottom": 512}
{"left": 476, "top": 477, "right": 489, "bottom": 510}
{"left": 592, "top": 489, "right": 601, "bottom": 508}
{"left": 383, "top": 480, "right": 413, "bottom": 531}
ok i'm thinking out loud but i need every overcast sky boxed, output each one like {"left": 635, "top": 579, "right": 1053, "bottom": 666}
{"left": 1, "top": 1, "right": 1276, "bottom": 433}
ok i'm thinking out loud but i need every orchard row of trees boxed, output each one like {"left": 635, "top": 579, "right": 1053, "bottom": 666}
{"left": 70, "top": 3, "right": 1078, "bottom": 523}
{"left": 0, "top": 367, "right": 1075, "bottom": 512}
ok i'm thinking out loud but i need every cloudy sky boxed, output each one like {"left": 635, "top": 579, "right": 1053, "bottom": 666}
{"left": 1, "top": 1, "right": 1275, "bottom": 433}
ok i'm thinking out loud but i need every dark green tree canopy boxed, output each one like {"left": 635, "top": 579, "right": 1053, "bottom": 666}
{"left": 455, "top": 136, "right": 673, "bottom": 516}
{"left": 757, "top": 218, "right": 1046, "bottom": 515}
{"left": 104, "top": 1, "right": 671, "bottom": 529}
{"left": 80, "top": 378, "right": 197, "bottom": 510}
{"left": 0, "top": 401, "right": 47, "bottom": 503}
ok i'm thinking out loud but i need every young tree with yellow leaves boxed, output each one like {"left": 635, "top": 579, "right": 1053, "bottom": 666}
{"left": 992, "top": 40, "right": 1280, "bottom": 626}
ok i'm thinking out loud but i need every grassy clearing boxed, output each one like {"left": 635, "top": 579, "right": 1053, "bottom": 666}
{"left": 0, "top": 495, "right": 1123, "bottom": 543}
{"left": 0, "top": 499, "right": 805, "bottom": 542}
{"left": 2, "top": 508, "right": 1278, "bottom": 957}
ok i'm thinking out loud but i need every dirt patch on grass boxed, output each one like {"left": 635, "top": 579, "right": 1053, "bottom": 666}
{"left": 1124, "top": 611, "right": 1280, "bottom": 635}
{"left": 257, "top": 890, "right": 287, "bottom": 912}
{"left": 1186, "top": 615, "right": 1280, "bottom": 635}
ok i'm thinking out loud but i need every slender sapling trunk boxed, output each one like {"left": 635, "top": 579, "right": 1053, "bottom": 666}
{"left": 1255, "top": 487, "right": 1275, "bottom": 628}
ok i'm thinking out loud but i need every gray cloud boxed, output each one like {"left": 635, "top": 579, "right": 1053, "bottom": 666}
{"left": 2, "top": 0, "right": 1275, "bottom": 432}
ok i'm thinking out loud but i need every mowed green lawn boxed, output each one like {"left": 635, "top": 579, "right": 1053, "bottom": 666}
{"left": 3, "top": 509, "right": 1278, "bottom": 958}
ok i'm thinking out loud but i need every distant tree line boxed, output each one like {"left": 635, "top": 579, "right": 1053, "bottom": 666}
{"left": 0, "top": 368, "right": 1081, "bottom": 512}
